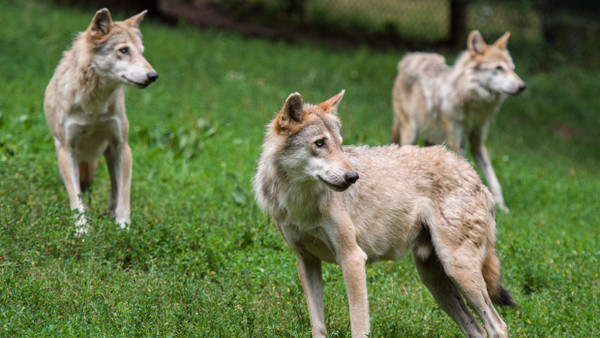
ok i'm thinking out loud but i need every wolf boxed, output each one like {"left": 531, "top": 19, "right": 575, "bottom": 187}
{"left": 391, "top": 30, "right": 526, "bottom": 213}
{"left": 44, "top": 8, "right": 158, "bottom": 234}
{"left": 254, "top": 91, "right": 516, "bottom": 337}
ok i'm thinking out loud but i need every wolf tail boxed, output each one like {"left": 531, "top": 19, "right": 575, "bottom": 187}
{"left": 482, "top": 246, "right": 517, "bottom": 307}
{"left": 78, "top": 161, "right": 98, "bottom": 193}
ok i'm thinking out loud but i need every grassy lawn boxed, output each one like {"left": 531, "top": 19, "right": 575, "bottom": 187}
{"left": 1, "top": 0, "right": 599, "bottom": 336}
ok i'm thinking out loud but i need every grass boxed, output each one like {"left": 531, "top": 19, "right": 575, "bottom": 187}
{"left": 1, "top": 0, "right": 599, "bottom": 336}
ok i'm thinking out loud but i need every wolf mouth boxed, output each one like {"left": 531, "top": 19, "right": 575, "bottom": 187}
{"left": 122, "top": 76, "right": 149, "bottom": 89}
{"left": 318, "top": 176, "right": 351, "bottom": 192}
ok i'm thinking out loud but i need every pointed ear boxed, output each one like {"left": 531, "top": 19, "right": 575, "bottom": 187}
{"left": 493, "top": 31, "right": 510, "bottom": 50}
{"left": 87, "top": 8, "right": 113, "bottom": 41}
{"left": 318, "top": 90, "right": 345, "bottom": 115}
{"left": 275, "top": 93, "right": 305, "bottom": 131}
{"left": 124, "top": 9, "right": 148, "bottom": 28}
{"left": 467, "top": 30, "right": 487, "bottom": 56}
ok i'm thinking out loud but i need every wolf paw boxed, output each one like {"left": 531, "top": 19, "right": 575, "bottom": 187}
{"left": 116, "top": 218, "right": 130, "bottom": 230}
{"left": 74, "top": 213, "right": 88, "bottom": 236}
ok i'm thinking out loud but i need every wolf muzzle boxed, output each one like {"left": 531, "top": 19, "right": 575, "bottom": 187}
{"left": 146, "top": 71, "right": 159, "bottom": 84}
{"left": 345, "top": 171, "right": 359, "bottom": 185}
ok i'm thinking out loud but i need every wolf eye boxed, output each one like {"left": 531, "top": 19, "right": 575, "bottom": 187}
{"left": 315, "top": 139, "right": 326, "bottom": 148}
{"left": 495, "top": 65, "right": 504, "bottom": 71}
{"left": 119, "top": 47, "right": 129, "bottom": 55}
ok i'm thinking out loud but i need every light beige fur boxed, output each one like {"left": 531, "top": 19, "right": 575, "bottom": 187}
{"left": 44, "top": 8, "right": 158, "bottom": 234}
{"left": 391, "top": 30, "right": 526, "bottom": 213}
{"left": 254, "top": 91, "right": 516, "bottom": 337}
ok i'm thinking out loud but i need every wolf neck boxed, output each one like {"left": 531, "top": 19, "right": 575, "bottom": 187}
{"left": 70, "top": 36, "right": 123, "bottom": 108}
{"left": 255, "top": 132, "right": 331, "bottom": 223}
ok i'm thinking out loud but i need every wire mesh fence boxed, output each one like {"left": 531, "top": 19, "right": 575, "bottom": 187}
{"left": 64, "top": 0, "right": 600, "bottom": 66}
{"left": 175, "top": 0, "right": 599, "bottom": 64}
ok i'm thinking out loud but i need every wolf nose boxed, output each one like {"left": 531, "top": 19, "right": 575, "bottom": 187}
{"left": 517, "top": 83, "right": 526, "bottom": 93}
{"left": 344, "top": 171, "right": 359, "bottom": 185}
{"left": 147, "top": 72, "right": 159, "bottom": 83}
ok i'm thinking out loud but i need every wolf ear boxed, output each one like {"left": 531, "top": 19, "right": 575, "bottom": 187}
{"left": 493, "top": 31, "right": 510, "bottom": 50}
{"left": 124, "top": 9, "right": 148, "bottom": 28}
{"left": 276, "top": 93, "right": 305, "bottom": 131}
{"left": 467, "top": 30, "right": 487, "bottom": 56}
{"left": 88, "top": 8, "right": 113, "bottom": 41}
{"left": 318, "top": 90, "right": 345, "bottom": 115}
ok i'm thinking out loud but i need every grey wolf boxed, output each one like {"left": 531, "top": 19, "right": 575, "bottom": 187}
{"left": 391, "top": 30, "right": 526, "bottom": 213}
{"left": 44, "top": 8, "right": 158, "bottom": 234}
{"left": 254, "top": 91, "right": 516, "bottom": 337}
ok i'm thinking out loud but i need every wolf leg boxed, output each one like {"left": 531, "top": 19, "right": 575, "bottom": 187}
{"left": 340, "top": 248, "right": 369, "bottom": 337}
{"left": 104, "top": 142, "right": 132, "bottom": 227}
{"left": 390, "top": 115, "right": 402, "bottom": 144}
{"left": 296, "top": 252, "right": 327, "bottom": 337}
{"left": 56, "top": 142, "right": 88, "bottom": 233}
{"left": 391, "top": 91, "right": 417, "bottom": 145}
{"left": 470, "top": 132, "right": 508, "bottom": 213}
{"left": 78, "top": 161, "right": 98, "bottom": 192}
{"left": 413, "top": 247, "right": 486, "bottom": 337}
{"left": 440, "top": 246, "right": 509, "bottom": 338}
{"left": 444, "top": 118, "right": 466, "bottom": 156}
{"left": 330, "top": 214, "right": 370, "bottom": 336}
{"left": 391, "top": 112, "right": 417, "bottom": 145}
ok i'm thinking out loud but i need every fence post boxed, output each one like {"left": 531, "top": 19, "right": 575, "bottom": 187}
{"left": 450, "top": 0, "right": 469, "bottom": 47}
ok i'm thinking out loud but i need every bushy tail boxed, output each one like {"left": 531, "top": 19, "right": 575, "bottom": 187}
{"left": 482, "top": 248, "right": 517, "bottom": 307}
{"left": 78, "top": 161, "right": 98, "bottom": 193}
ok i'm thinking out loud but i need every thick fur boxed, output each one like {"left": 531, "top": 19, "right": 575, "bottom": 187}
{"left": 391, "top": 30, "right": 526, "bottom": 213}
{"left": 44, "top": 8, "right": 158, "bottom": 234}
{"left": 254, "top": 91, "right": 516, "bottom": 337}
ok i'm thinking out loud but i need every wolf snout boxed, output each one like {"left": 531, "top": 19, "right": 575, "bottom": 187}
{"left": 344, "top": 171, "right": 359, "bottom": 185}
{"left": 146, "top": 71, "right": 159, "bottom": 84}
{"left": 507, "top": 82, "right": 526, "bottom": 96}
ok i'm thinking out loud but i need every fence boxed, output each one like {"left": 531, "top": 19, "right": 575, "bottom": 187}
{"left": 64, "top": 0, "right": 600, "bottom": 65}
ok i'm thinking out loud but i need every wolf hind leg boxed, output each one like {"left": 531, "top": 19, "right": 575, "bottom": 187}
{"left": 413, "top": 242, "right": 486, "bottom": 337}
{"left": 78, "top": 161, "right": 98, "bottom": 192}
{"left": 438, "top": 247, "right": 509, "bottom": 338}
{"left": 391, "top": 90, "right": 417, "bottom": 145}
{"left": 390, "top": 115, "right": 402, "bottom": 144}
{"left": 469, "top": 130, "right": 509, "bottom": 213}
{"left": 391, "top": 113, "right": 417, "bottom": 145}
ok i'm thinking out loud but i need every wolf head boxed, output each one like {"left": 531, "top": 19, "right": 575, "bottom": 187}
{"left": 86, "top": 8, "right": 158, "bottom": 89}
{"left": 467, "top": 30, "right": 526, "bottom": 96}
{"left": 273, "top": 91, "right": 359, "bottom": 191}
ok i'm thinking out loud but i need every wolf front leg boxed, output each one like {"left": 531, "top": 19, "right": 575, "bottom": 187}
{"left": 295, "top": 251, "right": 327, "bottom": 337}
{"left": 55, "top": 141, "right": 88, "bottom": 234}
{"left": 105, "top": 142, "right": 132, "bottom": 227}
{"left": 340, "top": 245, "right": 369, "bottom": 337}
{"left": 327, "top": 211, "right": 370, "bottom": 337}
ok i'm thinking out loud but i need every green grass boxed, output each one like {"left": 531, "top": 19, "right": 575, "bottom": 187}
{"left": 1, "top": 0, "right": 599, "bottom": 336}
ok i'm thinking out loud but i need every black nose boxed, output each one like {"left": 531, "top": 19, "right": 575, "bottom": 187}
{"left": 344, "top": 171, "right": 359, "bottom": 184}
{"left": 517, "top": 83, "right": 526, "bottom": 93}
{"left": 147, "top": 72, "right": 159, "bottom": 83}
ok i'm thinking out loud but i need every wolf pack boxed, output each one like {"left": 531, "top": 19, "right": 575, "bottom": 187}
{"left": 44, "top": 8, "right": 527, "bottom": 337}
